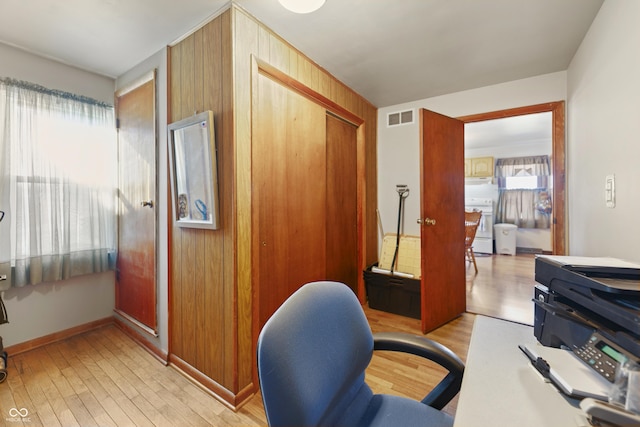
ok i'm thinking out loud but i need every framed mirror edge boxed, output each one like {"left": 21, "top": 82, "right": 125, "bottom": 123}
{"left": 167, "top": 110, "right": 220, "bottom": 230}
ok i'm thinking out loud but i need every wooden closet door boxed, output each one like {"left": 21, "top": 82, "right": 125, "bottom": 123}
{"left": 254, "top": 74, "right": 327, "bottom": 328}
{"left": 326, "top": 114, "right": 358, "bottom": 292}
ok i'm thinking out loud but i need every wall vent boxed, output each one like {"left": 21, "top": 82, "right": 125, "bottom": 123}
{"left": 387, "top": 109, "right": 414, "bottom": 127}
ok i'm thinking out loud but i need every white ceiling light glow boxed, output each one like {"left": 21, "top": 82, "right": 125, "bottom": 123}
{"left": 278, "top": 0, "right": 326, "bottom": 14}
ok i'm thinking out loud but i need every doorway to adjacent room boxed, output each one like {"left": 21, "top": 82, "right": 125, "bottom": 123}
{"left": 459, "top": 101, "right": 566, "bottom": 255}
{"left": 459, "top": 102, "right": 566, "bottom": 325}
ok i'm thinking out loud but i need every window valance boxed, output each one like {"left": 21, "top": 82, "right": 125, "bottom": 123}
{"left": 495, "top": 155, "right": 550, "bottom": 178}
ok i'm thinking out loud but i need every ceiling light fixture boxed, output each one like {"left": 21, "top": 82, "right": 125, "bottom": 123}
{"left": 278, "top": 0, "right": 326, "bottom": 14}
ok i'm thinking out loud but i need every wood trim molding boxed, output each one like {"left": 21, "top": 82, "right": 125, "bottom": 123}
{"left": 4, "top": 317, "right": 114, "bottom": 356}
{"left": 115, "top": 69, "right": 157, "bottom": 98}
{"left": 168, "top": 354, "right": 255, "bottom": 411}
{"left": 457, "top": 102, "right": 562, "bottom": 122}
{"left": 256, "top": 58, "right": 364, "bottom": 127}
{"left": 114, "top": 309, "right": 158, "bottom": 337}
{"left": 457, "top": 101, "right": 567, "bottom": 255}
{"left": 165, "top": 44, "right": 174, "bottom": 360}
{"left": 113, "top": 316, "right": 168, "bottom": 365}
{"left": 356, "top": 122, "right": 367, "bottom": 302}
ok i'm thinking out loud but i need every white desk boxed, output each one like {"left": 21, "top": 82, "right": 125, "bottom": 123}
{"left": 454, "top": 316, "right": 590, "bottom": 427}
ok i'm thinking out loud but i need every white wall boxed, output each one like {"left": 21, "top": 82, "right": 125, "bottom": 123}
{"left": 377, "top": 71, "right": 566, "bottom": 251}
{"left": 566, "top": 0, "right": 640, "bottom": 262}
{"left": 115, "top": 48, "right": 169, "bottom": 353}
{"left": 0, "top": 43, "right": 114, "bottom": 104}
{"left": 464, "top": 139, "right": 550, "bottom": 159}
{"left": 378, "top": 0, "right": 640, "bottom": 263}
{"left": 0, "top": 42, "right": 116, "bottom": 346}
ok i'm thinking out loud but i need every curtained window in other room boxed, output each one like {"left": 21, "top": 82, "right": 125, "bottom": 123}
{"left": 0, "top": 78, "right": 116, "bottom": 289}
{"left": 495, "top": 155, "right": 552, "bottom": 229}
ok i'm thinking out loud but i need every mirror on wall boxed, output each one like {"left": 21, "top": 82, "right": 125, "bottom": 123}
{"left": 168, "top": 111, "right": 220, "bottom": 230}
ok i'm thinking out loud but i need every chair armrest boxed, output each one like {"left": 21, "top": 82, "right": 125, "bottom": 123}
{"left": 373, "top": 332, "right": 465, "bottom": 410}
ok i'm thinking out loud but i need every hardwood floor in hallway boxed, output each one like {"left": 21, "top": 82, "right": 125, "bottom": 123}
{"left": 465, "top": 253, "right": 538, "bottom": 325}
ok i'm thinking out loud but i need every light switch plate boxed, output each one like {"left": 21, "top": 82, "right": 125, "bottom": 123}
{"left": 605, "top": 174, "right": 615, "bottom": 208}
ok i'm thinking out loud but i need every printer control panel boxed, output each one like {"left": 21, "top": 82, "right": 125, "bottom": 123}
{"left": 573, "top": 333, "right": 630, "bottom": 382}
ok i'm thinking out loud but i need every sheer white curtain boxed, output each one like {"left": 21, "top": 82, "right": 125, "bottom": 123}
{"left": 0, "top": 78, "right": 116, "bottom": 288}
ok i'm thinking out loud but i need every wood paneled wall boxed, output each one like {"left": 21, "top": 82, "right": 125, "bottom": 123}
{"left": 168, "top": 4, "right": 378, "bottom": 409}
{"left": 168, "top": 10, "right": 236, "bottom": 402}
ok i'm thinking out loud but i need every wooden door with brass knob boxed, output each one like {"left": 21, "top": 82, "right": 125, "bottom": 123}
{"left": 115, "top": 71, "right": 157, "bottom": 334}
{"left": 419, "top": 109, "right": 465, "bottom": 334}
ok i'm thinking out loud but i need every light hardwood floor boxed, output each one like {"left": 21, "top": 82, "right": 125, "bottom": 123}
{"left": 0, "top": 311, "right": 474, "bottom": 426}
{"left": 1, "top": 325, "right": 267, "bottom": 427}
{"left": 465, "top": 253, "right": 537, "bottom": 325}
{"left": 1, "top": 256, "right": 534, "bottom": 426}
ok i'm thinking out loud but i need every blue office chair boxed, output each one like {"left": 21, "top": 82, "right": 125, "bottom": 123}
{"left": 257, "top": 281, "right": 465, "bottom": 427}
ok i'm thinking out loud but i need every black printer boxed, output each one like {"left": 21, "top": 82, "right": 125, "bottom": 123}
{"left": 534, "top": 255, "right": 640, "bottom": 376}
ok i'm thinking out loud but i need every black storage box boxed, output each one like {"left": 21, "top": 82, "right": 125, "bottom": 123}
{"left": 364, "top": 263, "right": 421, "bottom": 319}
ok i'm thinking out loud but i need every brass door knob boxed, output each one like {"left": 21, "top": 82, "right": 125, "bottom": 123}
{"left": 417, "top": 217, "right": 436, "bottom": 226}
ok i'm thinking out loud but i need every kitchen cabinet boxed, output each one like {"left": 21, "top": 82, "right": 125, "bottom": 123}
{"left": 465, "top": 156, "right": 494, "bottom": 177}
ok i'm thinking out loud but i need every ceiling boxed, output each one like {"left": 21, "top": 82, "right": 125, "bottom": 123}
{"left": 0, "top": 0, "right": 603, "bottom": 109}
{"left": 465, "top": 112, "right": 552, "bottom": 149}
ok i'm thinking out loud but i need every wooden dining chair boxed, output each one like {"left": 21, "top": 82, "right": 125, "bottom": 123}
{"left": 465, "top": 210, "right": 483, "bottom": 274}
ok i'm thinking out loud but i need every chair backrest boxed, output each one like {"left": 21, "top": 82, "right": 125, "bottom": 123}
{"left": 257, "top": 281, "right": 374, "bottom": 427}
{"left": 464, "top": 210, "right": 482, "bottom": 248}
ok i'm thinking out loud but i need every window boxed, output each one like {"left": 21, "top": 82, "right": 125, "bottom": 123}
{"left": 0, "top": 78, "right": 116, "bottom": 288}
{"left": 495, "top": 155, "right": 551, "bottom": 229}
{"left": 504, "top": 175, "right": 539, "bottom": 190}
